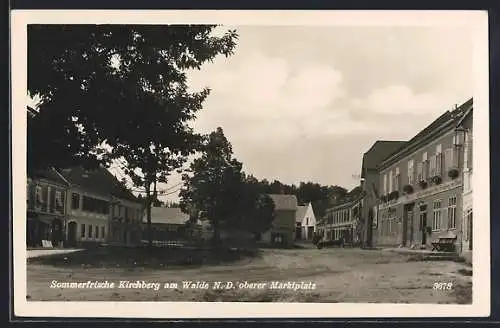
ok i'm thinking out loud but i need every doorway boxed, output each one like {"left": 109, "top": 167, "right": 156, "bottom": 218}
{"left": 467, "top": 211, "right": 473, "bottom": 250}
{"left": 67, "top": 221, "right": 77, "bottom": 247}
{"left": 420, "top": 212, "right": 427, "bottom": 245}
{"left": 307, "top": 226, "right": 314, "bottom": 240}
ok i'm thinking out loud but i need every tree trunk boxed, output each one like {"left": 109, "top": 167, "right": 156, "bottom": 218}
{"left": 145, "top": 182, "right": 152, "bottom": 249}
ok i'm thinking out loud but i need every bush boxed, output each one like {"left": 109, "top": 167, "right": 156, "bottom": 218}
{"left": 403, "top": 184, "right": 414, "bottom": 194}
{"left": 448, "top": 168, "right": 460, "bottom": 179}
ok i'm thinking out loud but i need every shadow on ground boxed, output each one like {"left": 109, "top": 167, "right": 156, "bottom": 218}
{"left": 27, "top": 245, "right": 262, "bottom": 270}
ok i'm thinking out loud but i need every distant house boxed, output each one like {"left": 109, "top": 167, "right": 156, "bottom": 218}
{"left": 259, "top": 194, "right": 297, "bottom": 248}
{"left": 295, "top": 202, "right": 316, "bottom": 240}
{"left": 142, "top": 207, "right": 192, "bottom": 243}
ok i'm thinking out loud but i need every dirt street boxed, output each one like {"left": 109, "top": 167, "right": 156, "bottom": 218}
{"left": 26, "top": 248, "right": 472, "bottom": 303}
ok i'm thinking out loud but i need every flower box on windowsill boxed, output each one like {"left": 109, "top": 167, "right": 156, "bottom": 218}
{"left": 388, "top": 191, "right": 399, "bottom": 201}
{"left": 403, "top": 184, "right": 414, "bottom": 194}
{"left": 448, "top": 168, "right": 460, "bottom": 179}
{"left": 431, "top": 175, "right": 442, "bottom": 185}
{"left": 418, "top": 180, "right": 428, "bottom": 189}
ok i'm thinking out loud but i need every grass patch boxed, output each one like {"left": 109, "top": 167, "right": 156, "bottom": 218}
{"left": 27, "top": 245, "right": 261, "bottom": 270}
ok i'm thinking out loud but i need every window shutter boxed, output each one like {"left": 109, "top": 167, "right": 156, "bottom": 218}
{"left": 436, "top": 154, "right": 442, "bottom": 176}
{"left": 429, "top": 156, "right": 436, "bottom": 177}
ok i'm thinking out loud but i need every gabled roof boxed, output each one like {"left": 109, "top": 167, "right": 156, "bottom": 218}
{"left": 295, "top": 205, "right": 308, "bottom": 223}
{"left": 145, "top": 207, "right": 189, "bottom": 225}
{"left": 59, "top": 166, "right": 138, "bottom": 202}
{"left": 361, "top": 140, "right": 407, "bottom": 173}
{"left": 267, "top": 194, "right": 298, "bottom": 211}
{"left": 31, "top": 168, "right": 69, "bottom": 186}
{"left": 378, "top": 98, "right": 473, "bottom": 171}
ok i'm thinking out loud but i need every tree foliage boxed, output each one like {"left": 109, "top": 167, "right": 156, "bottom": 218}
{"left": 28, "top": 25, "right": 238, "bottom": 246}
{"left": 27, "top": 25, "right": 238, "bottom": 175}
{"left": 180, "top": 127, "right": 275, "bottom": 246}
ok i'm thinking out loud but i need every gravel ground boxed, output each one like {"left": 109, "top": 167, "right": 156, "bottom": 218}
{"left": 26, "top": 248, "right": 472, "bottom": 303}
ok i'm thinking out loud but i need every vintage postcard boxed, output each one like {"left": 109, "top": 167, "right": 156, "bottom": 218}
{"left": 11, "top": 10, "right": 490, "bottom": 318}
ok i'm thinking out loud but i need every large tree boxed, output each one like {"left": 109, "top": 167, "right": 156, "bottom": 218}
{"left": 179, "top": 127, "right": 245, "bottom": 247}
{"left": 28, "top": 25, "right": 238, "bottom": 246}
{"left": 27, "top": 25, "right": 238, "bottom": 175}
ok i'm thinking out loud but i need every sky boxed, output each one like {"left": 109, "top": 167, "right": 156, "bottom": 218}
{"left": 28, "top": 25, "right": 474, "bottom": 203}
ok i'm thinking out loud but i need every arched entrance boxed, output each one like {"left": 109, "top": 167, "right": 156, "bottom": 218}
{"left": 67, "top": 221, "right": 78, "bottom": 248}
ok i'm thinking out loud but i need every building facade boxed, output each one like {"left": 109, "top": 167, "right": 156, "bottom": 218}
{"left": 143, "top": 206, "right": 190, "bottom": 243}
{"left": 375, "top": 99, "right": 472, "bottom": 252}
{"left": 459, "top": 109, "right": 473, "bottom": 258}
{"left": 26, "top": 169, "right": 68, "bottom": 247}
{"left": 259, "top": 194, "right": 297, "bottom": 248}
{"left": 323, "top": 195, "right": 363, "bottom": 244}
{"left": 60, "top": 166, "right": 143, "bottom": 247}
{"left": 295, "top": 202, "right": 316, "bottom": 240}
{"left": 360, "top": 140, "right": 407, "bottom": 247}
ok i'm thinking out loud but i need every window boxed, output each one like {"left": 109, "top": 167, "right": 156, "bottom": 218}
{"left": 35, "top": 185, "right": 43, "bottom": 209}
{"left": 82, "top": 196, "right": 110, "bottom": 215}
{"left": 55, "top": 190, "right": 64, "bottom": 213}
{"left": 436, "top": 153, "right": 443, "bottom": 176}
{"left": 388, "top": 170, "right": 393, "bottom": 193}
{"left": 445, "top": 148, "right": 458, "bottom": 170}
{"left": 423, "top": 152, "right": 428, "bottom": 162}
{"left": 448, "top": 196, "right": 457, "bottom": 229}
{"left": 81, "top": 224, "right": 86, "bottom": 238}
{"left": 383, "top": 174, "right": 387, "bottom": 194}
{"left": 306, "top": 218, "right": 309, "bottom": 226}
{"left": 88, "top": 225, "right": 93, "bottom": 238}
{"left": 71, "top": 193, "right": 80, "bottom": 210}
{"left": 432, "top": 200, "right": 442, "bottom": 231}
{"left": 416, "top": 162, "right": 423, "bottom": 182}
{"left": 408, "top": 160, "right": 414, "bottom": 184}
{"left": 101, "top": 226, "right": 105, "bottom": 239}
{"left": 436, "top": 144, "right": 442, "bottom": 154}
{"left": 95, "top": 225, "right": 99, "bottom": 238}
{"left": 429, "top": 155, "right": 436, "bottom": 177}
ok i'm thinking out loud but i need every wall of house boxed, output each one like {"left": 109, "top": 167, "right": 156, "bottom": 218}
{"left": 375, "top": 127, "right": 465, "bottom": 249}
{"left": 66, "top": 188, "right": 111, "bottom": 246}
{"left": 301, "top": 204, "right": 316, "bottom": 240}
{"left": 27, "top": 179, "right": 67, "bottom": 217}
{"left": 109, "top": 198, "right": 143, "bottom": 245}
{"left": 261, "top": 209, "right": 295, "bottom": 247}
{"left": 362, "top": 170, "right": 380, "bottom": 247}
{"left": 26, "top": 178, "right": 67, "bottom": 246}
{"left": 376, "top": 179, "right": 463, "bottom": 248}
{"left": 461, "top": 114, "right": 473, "bottom": 258}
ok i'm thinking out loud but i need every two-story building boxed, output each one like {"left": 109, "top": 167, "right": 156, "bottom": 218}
{"left": 323, "top": 191, "right": 364, "bottom": 245}
{"left": 26, "top": 168, "right": 69, "bottom": 247}
{"left": 375, "top": 98, "right": 472, "bottom": 252}
{"left": 59, "top": 166, "right": 143, "bottom": 247}
{"left": 360, "top": 140, "right": 406, "bottom": 248}
{"left": 259, "top": 194, "right": 297, "bottom": 248}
